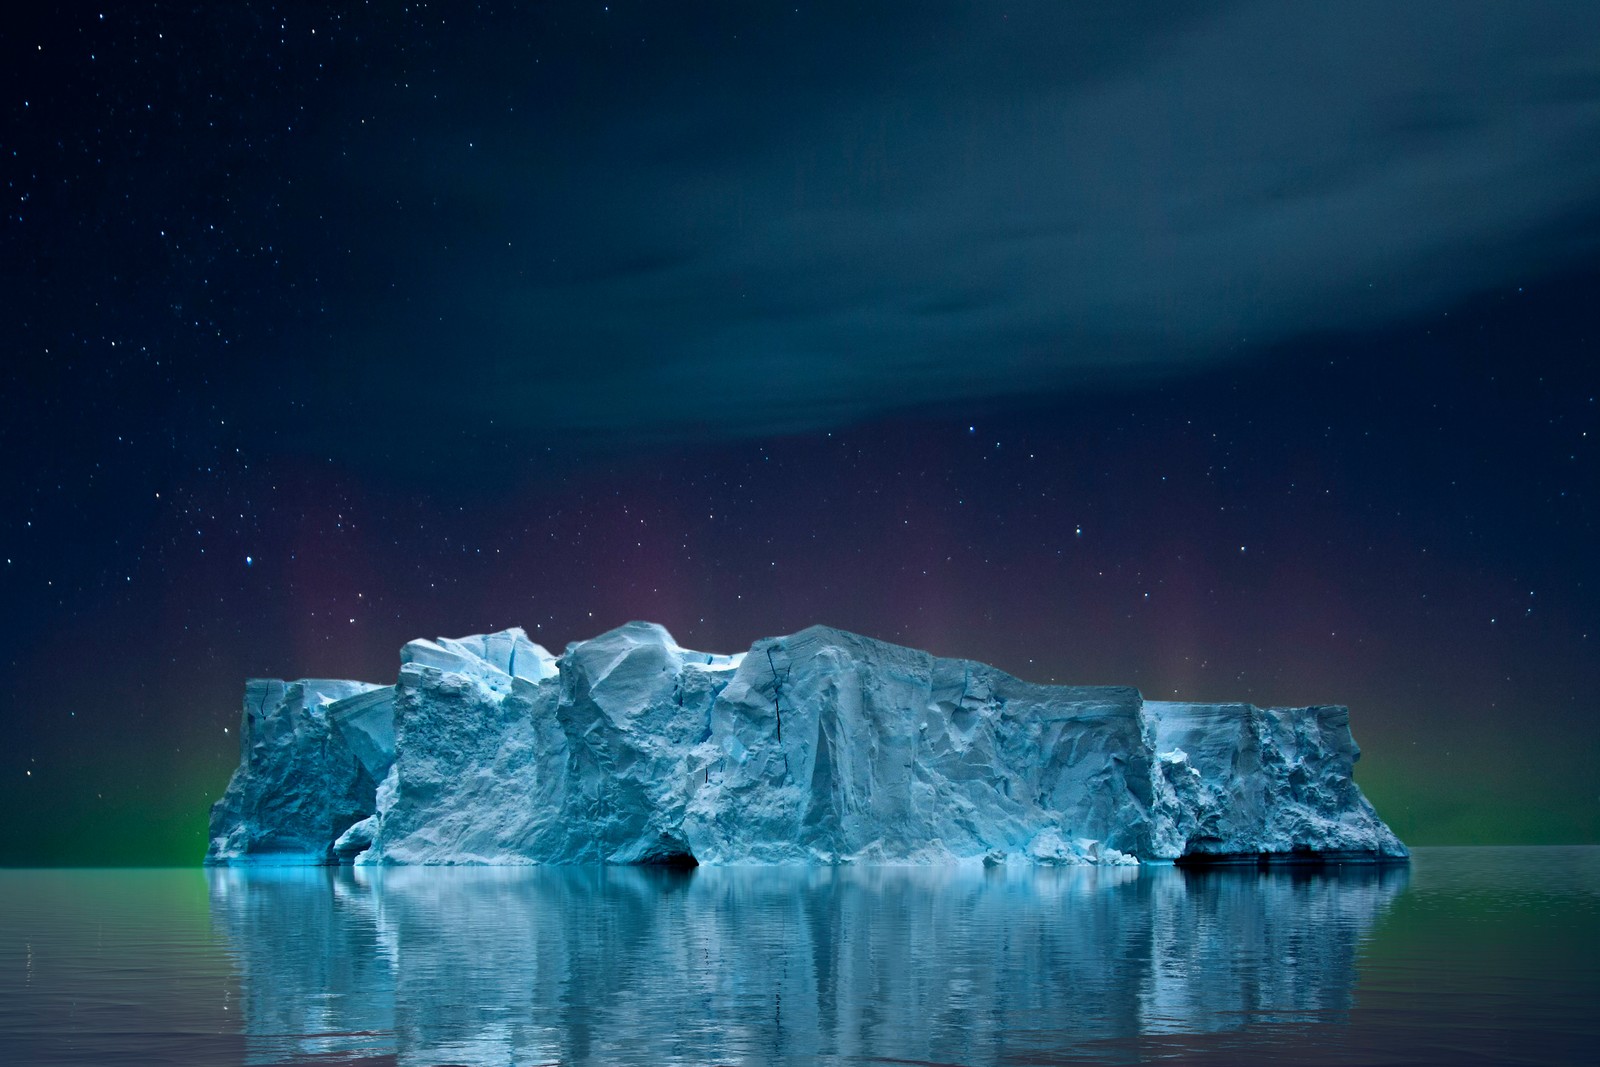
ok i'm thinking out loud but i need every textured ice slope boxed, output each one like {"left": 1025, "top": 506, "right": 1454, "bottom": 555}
{"left": 208, "top": 678, "right": 389, "bottom": 864}
{"left": 207, "top": 623, "right": 1406, "bottom": 866}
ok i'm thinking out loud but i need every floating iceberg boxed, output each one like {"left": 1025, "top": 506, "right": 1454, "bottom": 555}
{"left": 206, "top": 623, "right": 1406, "bottom": 866}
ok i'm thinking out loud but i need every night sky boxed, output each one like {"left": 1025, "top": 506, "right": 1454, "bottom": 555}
{"left": 4, "top": 3, "right": 1598, "bottom": 865}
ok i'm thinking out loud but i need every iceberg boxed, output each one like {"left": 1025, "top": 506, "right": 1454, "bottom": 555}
{"left": 206, "top": 623, "right": 1406, "bottom": 866}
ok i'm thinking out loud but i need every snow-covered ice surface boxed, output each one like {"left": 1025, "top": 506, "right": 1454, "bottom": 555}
{"left": 207, "top": 623, "right": 1406, "bottom": 866}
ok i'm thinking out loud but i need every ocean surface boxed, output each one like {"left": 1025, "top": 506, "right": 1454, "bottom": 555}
{"left": 0, "top": 846, "right": 1595, "bottom": 1066}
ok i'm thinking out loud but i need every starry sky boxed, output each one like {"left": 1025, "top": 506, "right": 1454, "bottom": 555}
{"left": 4, "top": 2, "right": 1598, "bottom": 864}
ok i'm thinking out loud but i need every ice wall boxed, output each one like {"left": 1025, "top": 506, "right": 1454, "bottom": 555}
{"left": 208, "top": 678, "right": 389, "bottom": 864}
{"left": 206, "top": 623, "right": 1406, "bottom": 866}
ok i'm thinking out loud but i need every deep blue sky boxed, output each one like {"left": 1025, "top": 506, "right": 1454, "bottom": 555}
{"left": 3, "top": 2, "right": 1598, "bottom": 862}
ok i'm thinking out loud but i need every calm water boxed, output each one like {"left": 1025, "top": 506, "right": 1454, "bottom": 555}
{"left": 0, "top": 848, "right": 1595, "bottom": 1066}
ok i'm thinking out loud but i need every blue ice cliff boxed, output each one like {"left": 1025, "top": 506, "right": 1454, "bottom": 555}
{"left": 206, "top": 623, "right": 1407, "bottom": 866}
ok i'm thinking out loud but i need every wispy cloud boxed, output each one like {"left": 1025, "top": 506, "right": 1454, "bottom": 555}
{"left": 285, "top": 2, "right": 1600, "bottom": 440}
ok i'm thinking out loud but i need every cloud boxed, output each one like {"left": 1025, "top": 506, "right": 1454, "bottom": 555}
{"left": 279, "top": 1, "right": 1600, "bottom": 442}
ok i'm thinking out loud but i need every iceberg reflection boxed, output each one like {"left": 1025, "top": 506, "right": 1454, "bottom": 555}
{"left": 208, "top": 862, "right": 1406, "bottom": 1065}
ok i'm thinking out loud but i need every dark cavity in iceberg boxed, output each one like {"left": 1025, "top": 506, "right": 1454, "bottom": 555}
{"left": 206, "top": 623, "right": 1407, "bottom": 867}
